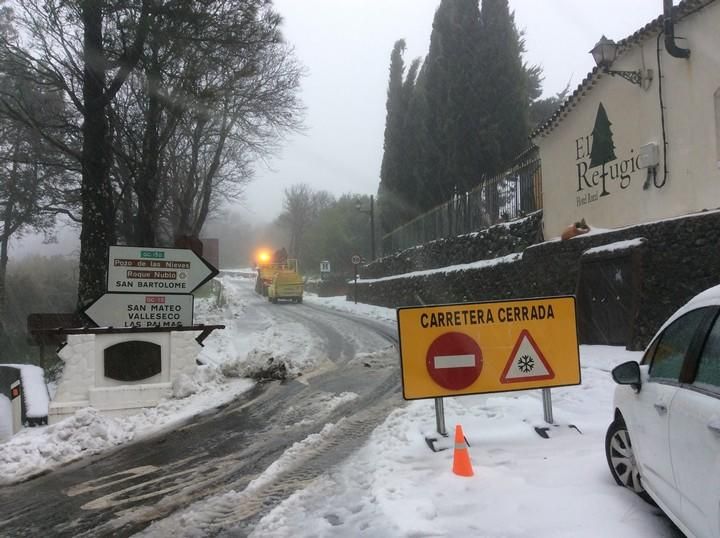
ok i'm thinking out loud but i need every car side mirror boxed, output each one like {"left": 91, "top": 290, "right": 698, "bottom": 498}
{"left": 611, "top": 361, "right": 642, "bottom": 391}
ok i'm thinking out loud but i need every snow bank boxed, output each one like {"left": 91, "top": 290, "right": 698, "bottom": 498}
{"left": 304, "top": 294, "right": 396, "bottom": 322}
{"left": 220, "top": 321, "right": 325, "bottom": 380}
{"left": 0, "top": 364, "right": 252, "bottom": 485}
{"left": 356, "top": 252, "right": 522, "bottom": 284}
{"left": 0, "top": 407, "right": 133, "bottom": 484}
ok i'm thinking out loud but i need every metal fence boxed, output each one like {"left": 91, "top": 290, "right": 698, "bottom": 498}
{"left": 381, "top": 147, "right": 542, "bottom": 254}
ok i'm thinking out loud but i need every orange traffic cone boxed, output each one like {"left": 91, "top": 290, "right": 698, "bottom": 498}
{"left": 452, "top": 424, "right": 474, "bottom": 477}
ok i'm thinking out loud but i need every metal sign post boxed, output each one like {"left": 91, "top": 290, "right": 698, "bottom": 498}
{"left": 354, "top": 267, "right": 358, "bottom": 304}
{"left": 351, "top": 254, "right": 361, "bottom": 305}
{"left": 434, "top": 397, "right": 447, "bottom": 436}
{"left": 423, "top": 397, "right": 450, "bottom": 452}
{"left": 542, "top": 388, "right": 554, "bottom": 424}
{"left": 424, "top": 397, "right": 450, "bottom": 452}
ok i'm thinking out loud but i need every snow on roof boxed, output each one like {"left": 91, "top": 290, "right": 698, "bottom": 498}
{"left": 582, "top": 238, "right": 646, "bottom": 256}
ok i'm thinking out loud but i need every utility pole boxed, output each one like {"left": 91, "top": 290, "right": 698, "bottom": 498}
{"left": 356, "top": 195, "right": 376, "bottom": 261}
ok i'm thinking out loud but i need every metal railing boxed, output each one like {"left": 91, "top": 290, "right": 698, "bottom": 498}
{"left": 381, "top": 147, "right": 542, "bottom": 254}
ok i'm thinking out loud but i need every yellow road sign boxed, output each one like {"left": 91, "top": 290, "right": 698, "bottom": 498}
{"left": 397, "top": 296, "right": 580, "bottom": 400}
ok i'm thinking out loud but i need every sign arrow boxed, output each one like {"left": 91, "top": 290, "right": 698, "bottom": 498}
{"left": 107, "top": 246, "right": 218, "bottom": 294}
{"left": 83, "top": 293, "right": 194, "bottom": 328}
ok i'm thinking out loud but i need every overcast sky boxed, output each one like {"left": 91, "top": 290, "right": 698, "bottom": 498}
{"left": 242, "top": 0, "right": 667, "bottom": 222}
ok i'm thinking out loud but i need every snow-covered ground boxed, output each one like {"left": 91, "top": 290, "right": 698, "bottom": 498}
{"left": 248, "top": 345, "right": 674, "bottom": 538}
{"left": 139, "top": 290, "right": 678, "bottom": 537}
{"left": 0, "top": 364, "right": 253, "bottom": 486}
{"left": 1, "top": 275, "right": 678, "bottom": 536}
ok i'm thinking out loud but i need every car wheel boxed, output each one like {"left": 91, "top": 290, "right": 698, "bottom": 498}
{"left": 605, "top": 419, "right": 654, "bottom": 503}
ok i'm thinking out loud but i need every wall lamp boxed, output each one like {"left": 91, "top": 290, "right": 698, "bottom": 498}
{"left": 590, "top": 36, "right": 653, "bottom": 88}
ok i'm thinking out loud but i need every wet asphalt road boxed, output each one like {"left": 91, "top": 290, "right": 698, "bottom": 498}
{"left": 0, "top": 299, "right": 401, "bottom": 537}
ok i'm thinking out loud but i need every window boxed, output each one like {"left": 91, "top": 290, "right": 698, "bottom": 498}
{"left": 695, "top": 315, "right": 720, "bottom": 393}
{"left": 649, "top": 309, "right": 707, "bottom": 382}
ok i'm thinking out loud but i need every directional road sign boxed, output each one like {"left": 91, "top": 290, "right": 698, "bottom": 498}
{"left": 397, "top": 296, "right": 580, "bottom": 400}
{"left": 107, "top": 246, "right": 218, "bottom": 294}
{"left": 84, "top": 293, "right": 194, "bottom": 328}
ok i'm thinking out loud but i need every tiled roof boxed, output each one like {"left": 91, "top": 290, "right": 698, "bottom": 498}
{"left": 530, "top": 0, "right": 715, "bottom": 139}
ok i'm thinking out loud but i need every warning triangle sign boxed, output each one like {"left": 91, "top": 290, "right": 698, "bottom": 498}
{"left": 500, "top": 330, "right": 555, "bottom": 384}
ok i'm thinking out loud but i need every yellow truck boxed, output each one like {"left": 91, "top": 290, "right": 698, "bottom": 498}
{"left": 267, "top": 268, "right": 304, "bottom": 303}
{"left": 254, "top": 251, "right": 292, "bottom": 296}
{"left": 254, "top": 251, "right": 303, "bottom": 302}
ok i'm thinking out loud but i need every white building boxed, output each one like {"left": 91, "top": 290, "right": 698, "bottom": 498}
{"left": 533, "top": 0, "right": 720, "bottom": 238}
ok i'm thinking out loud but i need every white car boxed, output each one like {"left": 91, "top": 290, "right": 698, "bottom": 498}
{"left": 606, "top": 284, "right": 720, "bottom": 538}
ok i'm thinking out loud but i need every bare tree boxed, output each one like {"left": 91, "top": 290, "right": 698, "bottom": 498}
{"left": 107, "top": 0, "right": 302, "bottom": 247}
{"left": 277, "top": 184, "right": 334, "bottom": 260}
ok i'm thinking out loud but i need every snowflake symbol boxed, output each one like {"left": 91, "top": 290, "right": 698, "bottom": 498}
{"left": 518, "top": 354, "right": 535, "bottom": 373}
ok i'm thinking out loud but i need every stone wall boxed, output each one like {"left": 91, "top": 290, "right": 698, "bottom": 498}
{"left": 304, "top": 276, "right": 349, "bottom": 297}
{"left": 353, "top": 210, "right": 720, "bottom": 350}
{"left": 364, "top": 210, "right": 544, "bottom": 279}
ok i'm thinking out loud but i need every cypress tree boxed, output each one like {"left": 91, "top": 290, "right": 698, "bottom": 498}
{"left": 378, "top": 40, "right": 407, "bottom": 234}
{"left": 393, "top": 57, "right": 421, "bottom": 223}
{"left": 401, "top": 65, "right": 430, "bottom": 218}
{"left": 417, "top": 0, "right": 484, "bottom": 211}
{"left": 478, "top": 0, "right": 530, "bottom": 175}
{"left": 383, "top": 0, "right": 540, "bottom": 229}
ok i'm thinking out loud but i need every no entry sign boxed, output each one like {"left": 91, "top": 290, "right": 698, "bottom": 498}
{"left": 426, "top": 332, "right": 482, "bottom": 390}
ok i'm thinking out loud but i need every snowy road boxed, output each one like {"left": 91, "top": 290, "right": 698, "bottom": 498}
{"left": 0, "top": 276, "right": 402, "bottom": 537}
